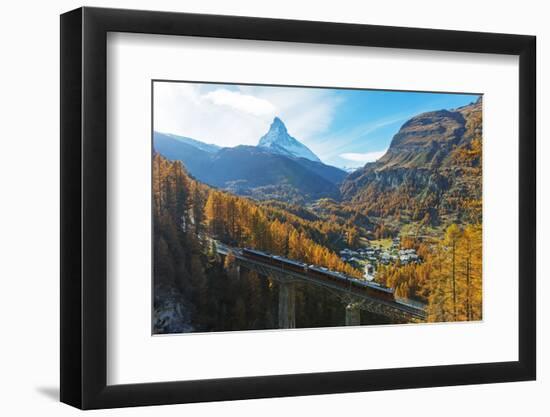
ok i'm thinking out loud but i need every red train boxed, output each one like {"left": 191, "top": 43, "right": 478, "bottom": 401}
{"left": 241, "top": 248, "right": 395, "bottom": 302}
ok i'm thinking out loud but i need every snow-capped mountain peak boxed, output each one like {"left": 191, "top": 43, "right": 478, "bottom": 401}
{"left": 258, "top": 117, "right": 321, "bottom": 162}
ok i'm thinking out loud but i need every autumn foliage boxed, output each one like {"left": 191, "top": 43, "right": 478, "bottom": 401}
{"left": 204, "top": 189, "right": 362, "bottom": 277}
{"left": 376, "top": 223, "right": 482, "bottom": 322}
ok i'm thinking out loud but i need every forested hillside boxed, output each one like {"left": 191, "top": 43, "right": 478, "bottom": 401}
{"left": 152, "top": 154, "right": 369, "bottom": 333}
{"left": 375, "top": 224, "right": 482, "bottom": 321}
{"left": 204, "top": 190, "right": 360, "bottom": 276}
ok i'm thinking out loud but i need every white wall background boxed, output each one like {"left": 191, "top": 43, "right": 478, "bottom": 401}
{"left": 0, "top": 0, "right": 545, "bottom": 415}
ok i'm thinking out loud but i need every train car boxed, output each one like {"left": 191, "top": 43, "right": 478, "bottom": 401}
{"left": 242, "top": 248, "right": 274, "bottom": 264}
{"left": 279, "top": 258, "right": 309, "bottom": 273}
{"left": 241, "top": 248, "right": 394, "bottom": 302}
{"left": 355, "top": 279, "right": 394, "bottom": 301}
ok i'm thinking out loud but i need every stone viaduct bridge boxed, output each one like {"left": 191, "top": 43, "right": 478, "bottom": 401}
{"left": 215, "top": 242, "right": 426, "bottom": 328}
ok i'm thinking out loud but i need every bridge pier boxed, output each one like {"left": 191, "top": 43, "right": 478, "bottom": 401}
{"left": 278, "top": 280, "right": 296, "bottom": 329}
{"left": 345, "top": 303, "right": 361, "bottom": 326}
{"left": 224, "top": 257, "right": 241, "bottom": 280}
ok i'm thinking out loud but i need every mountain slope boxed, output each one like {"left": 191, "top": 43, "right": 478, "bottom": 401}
{"left": 202, "top": 146, "right": 340, "bottom": 202}
{"left": 294, "top": 157, "right": 348, "bottom": 184}
{"left": 340, "top": 97, "right": 482, "bottom": 225}
{"left": 258, "top": 117, "right": 321, "bottom": 162}
{"left": 153, "top": 129, "right": 346, "bottom": 203}
{"left": 154, "top": 132, "right": 221, "bottom": 154}
{"left": 374, "top": 110, "right": 466, "bottom": 170}
{"left": 153, "top": 132, "right": 213, "bottom": 175}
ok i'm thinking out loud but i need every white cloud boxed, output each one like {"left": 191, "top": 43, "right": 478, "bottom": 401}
{"left": 340, "top": 150, "right": 387, "bottom": 163}
{"left": 203, "top": 89, "right": 277, "bottom": 116}
{"left": 153, "top": 82, "right": 341, "bottom": 151}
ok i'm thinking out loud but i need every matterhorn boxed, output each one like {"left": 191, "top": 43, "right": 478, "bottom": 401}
{"left": 257, "top": 117, "right": 321, "bottom": 162}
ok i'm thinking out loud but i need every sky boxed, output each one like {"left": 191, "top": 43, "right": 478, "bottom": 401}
{"left": 153, "top": 81, "right": 480, "bottom": 169}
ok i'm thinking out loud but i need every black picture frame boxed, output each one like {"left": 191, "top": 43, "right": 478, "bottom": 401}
{"left": 60, "top": 6, "right": 536, "bottom": 410}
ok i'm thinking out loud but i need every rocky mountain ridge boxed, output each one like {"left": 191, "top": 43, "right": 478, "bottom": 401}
{"left": 257, "top": 117, "right": 321, "bottom": 162}
{"left": 340, "top": 97, "right": 482, "bottom": 225}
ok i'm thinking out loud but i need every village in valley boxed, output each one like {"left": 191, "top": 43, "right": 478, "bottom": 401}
{"left": 339, "top": 236, "right": 422, "bottom": 281}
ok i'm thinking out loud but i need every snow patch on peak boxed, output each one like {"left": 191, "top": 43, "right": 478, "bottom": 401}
{"left": 258, "top": 117, "right": 321, "bottom": 162}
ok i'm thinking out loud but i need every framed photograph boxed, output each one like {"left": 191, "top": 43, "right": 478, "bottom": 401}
{"left": 60, "top": 7, "right": 536, "bottom": 409}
